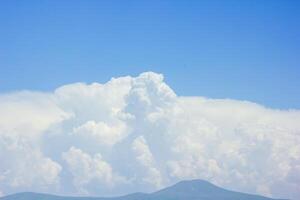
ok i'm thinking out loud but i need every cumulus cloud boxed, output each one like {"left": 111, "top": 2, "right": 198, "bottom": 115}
{"left": 62, "top": 147, "right": 125, "bottom": 194}
{"left": 73, "top": 120, "right": 128, "bottom": 146}
{"left": 0, "top": 72, "right": 299, "bottom": 199}
{"left": 0, "top": 91, "right": 66, "bottom": 194}
{"left": 132, "top": 136, "right": 163, "bottom": 188}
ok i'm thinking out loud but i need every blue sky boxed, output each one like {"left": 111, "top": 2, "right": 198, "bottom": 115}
{"left": 1, "top": 0, "right": 299, "bottom": 108}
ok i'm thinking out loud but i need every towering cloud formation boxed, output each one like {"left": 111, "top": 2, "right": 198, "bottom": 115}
{"left": 0, "top": 72, "right": 299, "bottom": 199}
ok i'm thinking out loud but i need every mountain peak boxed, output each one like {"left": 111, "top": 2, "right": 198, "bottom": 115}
{"left": 152, "top": 179, "right": 282, "bottom": 200}
{"left": 153, "top": 179, "right": 228, "bottom": 197}
{"left": 171, "top": 179, "right": 220, "bottom": 192}
{"left": 0, "top": 180, "right": 285, "bottom": 200}
{"left": 175, "top": 179, "right": 215, "bottom": 186}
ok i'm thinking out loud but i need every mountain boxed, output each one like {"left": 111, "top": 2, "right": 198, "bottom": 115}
{"left": 0, "top": 179, "right": 287, "bottom": 200}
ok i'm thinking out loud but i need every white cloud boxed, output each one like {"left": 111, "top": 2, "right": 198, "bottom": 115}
{"left": 62, "top": 147, "right": 125, "bottom": 194}
{"left": 0, "top": 141, "right": 61, "bottom": 191}
{"left": 73, "top": 120, "right": 128, "bottom": 146}
{"left": 0, "top": 91, "right": 69, "bottom": 138}
{"left": 0, "top": 91, "right": 65, "bottom": 194}
{"left": 0, "top": 72, "right": 299, "bottom": 199}
{"left": 132, "top": 136, "right": 163, "bottom": 188}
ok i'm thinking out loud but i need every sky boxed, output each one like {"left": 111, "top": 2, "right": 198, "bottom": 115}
{"left": 0, "top": 0, "right": 300, "bottom": 108}
{"left": 0, "top": 1, "right": 300, "bottom": 200}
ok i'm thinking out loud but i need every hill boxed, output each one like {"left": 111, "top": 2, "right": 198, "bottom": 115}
{"left": 0, "top": 179, "right": 286, "bottom": 200}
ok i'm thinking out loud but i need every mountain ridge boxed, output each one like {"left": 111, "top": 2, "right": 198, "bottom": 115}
{"left": 0, "top": 179, "right": 288, "bottom": 200}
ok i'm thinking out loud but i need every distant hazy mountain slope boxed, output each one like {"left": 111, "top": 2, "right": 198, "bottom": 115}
{"left": 0, "top": 192, "right": 104, "bottom": 200}
{"left": 150, "top": 180, "right": 278, "bottom": 200}
{"left": 0, "top": 179, "right": 286, "bottom": 200}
